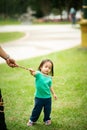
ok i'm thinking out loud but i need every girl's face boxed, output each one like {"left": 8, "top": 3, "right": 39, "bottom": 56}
{"left": 40, "top": 61, "right": 52, "bottom": 75}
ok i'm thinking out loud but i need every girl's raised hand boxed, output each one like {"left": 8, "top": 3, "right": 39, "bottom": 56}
{"left": 29, "top": 68, "right": 36, "bottom": 76}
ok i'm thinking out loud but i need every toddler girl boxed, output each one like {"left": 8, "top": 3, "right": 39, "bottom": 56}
{"left": 27, "top": 59, "right": 57, "bottom": 126}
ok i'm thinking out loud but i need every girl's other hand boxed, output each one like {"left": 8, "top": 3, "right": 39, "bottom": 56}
{"left": 53, "top": 94, "right": 57, "bottom": 100}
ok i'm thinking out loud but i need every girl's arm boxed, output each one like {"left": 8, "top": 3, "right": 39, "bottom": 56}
{"left": 29, "top": 68, "right": 36, "bottom": 76}
{"left": 50, "top": 87, "right": 57, "bottom": 100}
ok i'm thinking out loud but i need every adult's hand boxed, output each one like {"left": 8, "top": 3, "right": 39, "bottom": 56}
{"left": 6, "top": 58, "right": 18, "bottom": 67}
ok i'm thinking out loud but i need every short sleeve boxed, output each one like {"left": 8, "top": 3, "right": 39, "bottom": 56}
{"left": 49, "top": 78, "right": 52, "bottom": 87}
{"left": 35, "top": 71, "right": 41, "bottom": 78}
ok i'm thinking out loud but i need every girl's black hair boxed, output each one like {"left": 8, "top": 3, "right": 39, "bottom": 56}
{"left": 38, "top": 59, "right": 54, "bottom": 76}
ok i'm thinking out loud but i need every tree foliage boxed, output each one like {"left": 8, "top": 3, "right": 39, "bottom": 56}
{"left": 0, "top": 0, "right": 82, "bottom": 18}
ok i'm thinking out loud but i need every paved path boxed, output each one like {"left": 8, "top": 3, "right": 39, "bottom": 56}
{"left": 0, "top": 24, "right": 81, "bottom": 63}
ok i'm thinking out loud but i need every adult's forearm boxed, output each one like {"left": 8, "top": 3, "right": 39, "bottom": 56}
{"left": 0, "top": 46, "right": 9, "bottom": 60}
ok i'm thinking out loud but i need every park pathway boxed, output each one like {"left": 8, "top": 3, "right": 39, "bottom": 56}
{"left": 0, "top": 24, "right": 81, "bottom": 63}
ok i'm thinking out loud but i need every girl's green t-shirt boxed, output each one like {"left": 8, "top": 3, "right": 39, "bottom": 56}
{"left": 34, "top": 71, "right": 52, "bottom": 98}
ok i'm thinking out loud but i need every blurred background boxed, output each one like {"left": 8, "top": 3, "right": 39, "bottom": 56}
{"left": 0, "top": 0, "right": 82, "bottom": 24}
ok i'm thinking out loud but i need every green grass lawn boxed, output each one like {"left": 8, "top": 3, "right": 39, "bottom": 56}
{"left": 0, "top": 47, "right": 87, "bottom": 130}
{"left": 0, "top": 32, "right": 25, "bottom": 43}
{"left": 0, "top": 19, "right": 21, "bottom": 25}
